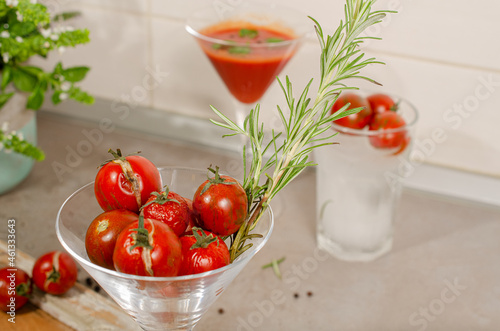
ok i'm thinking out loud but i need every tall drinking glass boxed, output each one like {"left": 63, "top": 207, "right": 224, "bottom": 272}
{"left": 314, "top": 96, "right": 418, "bottom": 262}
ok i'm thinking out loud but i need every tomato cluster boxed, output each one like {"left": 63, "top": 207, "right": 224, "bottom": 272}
{"left": 87, "top": 150, "right": 246, "bottom": 277}
{"left": 0, "top": 251, "right": 78, "bottom": 312}
{"left": 331, "top": 92, "right": 410, "bottom": 154}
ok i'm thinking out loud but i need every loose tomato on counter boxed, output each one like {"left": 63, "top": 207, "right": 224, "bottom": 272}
{"left": 112, "top": 216, "right": 182, "bottom": 277}
{"left": 32, "top": 251, "right": 78, "bottom": 295}
{"left": 192, "top": 167, "right": 247, "bottom": 236}
{"left": 85, "top": 209, "right": 139, "bottom": 270}
{"left": 94, "top": 149, "right": 161, "bottom": 213}
{"left": 178, "top": 228, "right": 230, "bottom": 276}
{"left": 0, "top": 267, "right": 32, "bottom": 311}
{"left": 332, "top": 92, "right": 373, "bottom": 129}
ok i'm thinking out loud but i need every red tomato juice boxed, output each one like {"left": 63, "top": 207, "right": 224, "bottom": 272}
{"left": 199, "top": 24, "right": 297, "bottom": 104}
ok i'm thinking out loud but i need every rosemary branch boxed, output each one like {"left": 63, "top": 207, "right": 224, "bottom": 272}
{"left": 210, "top": 0, "right": 392, "bottom": 262}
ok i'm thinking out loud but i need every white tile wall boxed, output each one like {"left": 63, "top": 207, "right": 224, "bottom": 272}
{"left": 36, "top": 0, "right": 500, "bottom": 178}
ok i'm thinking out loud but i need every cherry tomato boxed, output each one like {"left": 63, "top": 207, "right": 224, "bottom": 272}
{"left": 369, "top": 111, "right": 408, "bottom": 150}
{"left": 94, "top": 149, "right": 161, "bottom": 213}
{"left": 140, "top": 189, "right": 190, "bottom": 237}
{"left": 0, "top": 267, "right": 32, "bottom": 312}
{"left": 367, "top": 93, "right": 398, "bottom": 116}
{"left": 113, "top": 216, "right": 182, "bottom": 277}
{"left": 178, "top": 228, "right": 230, "bottom": 276}
{"left": 332, "top": 93, "right": 373, "bottom": 129}
{"left": 85, "top": 209, "right": 139, "bottom": 270}
{"left": 192, "top": 167, "right": 247, "bottom": 236}
{"left": 32, "top": 251, "right": 78, "bottom": 295}
{"left": 182, "top": 197, "right": 200, "bottom": 235}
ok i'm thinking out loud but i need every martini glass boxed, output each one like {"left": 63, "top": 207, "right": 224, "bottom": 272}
{"left": 56, "top": 166, "right": 274, "bottom": 331}
{"left": 186, "top": 2, "right": 311, "bottom": 129}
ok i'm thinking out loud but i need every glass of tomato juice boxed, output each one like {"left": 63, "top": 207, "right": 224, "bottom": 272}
{"left": 314, "top": 93, "right": 419, "bottom": 262}
{"left": 185, "top": 2, "right": 310, "bottom": 127}
{"left": 56, "top": 167, "right": 274, "bottom": 331}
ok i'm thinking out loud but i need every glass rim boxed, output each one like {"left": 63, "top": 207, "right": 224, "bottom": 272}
{"left": 185, "top": 2, "right": 310, "bottom": 48}
{"left": 55, "top": 166, "right": 275, "bottom": 282}
{"left": 330, "top": 96, "right": 419, "bottom": 137}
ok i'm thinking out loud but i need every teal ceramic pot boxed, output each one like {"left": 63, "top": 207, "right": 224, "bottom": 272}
{"left": 0, "top": 94, "right": 36, "bottom": 195}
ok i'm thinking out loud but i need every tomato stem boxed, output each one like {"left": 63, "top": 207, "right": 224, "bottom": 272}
{"left": 131, "top": 215, "right": 153, "bottom": 251}
{"left": 189, "top": 227, "right": 218, "bottom": 249}
{"left": 47, "top": 266, "right": 61, "bottom": 283}
{"left": 16, "top": 282, "right": 31, "bottom": 298}
{"left": 200, "top": 166, "right": 237, "bottom": 195}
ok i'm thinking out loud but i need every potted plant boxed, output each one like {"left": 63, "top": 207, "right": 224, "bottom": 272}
{"left": 0, "top": 0, "right": 93, "bottom": 194}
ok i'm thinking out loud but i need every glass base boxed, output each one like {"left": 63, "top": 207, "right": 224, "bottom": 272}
{"left": 317, "top": 232, "right": 393, "bottom": 262}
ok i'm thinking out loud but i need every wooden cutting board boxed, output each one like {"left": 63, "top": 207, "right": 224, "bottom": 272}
{"left": 0, "top": 240, "right": 141, "bottom": 330}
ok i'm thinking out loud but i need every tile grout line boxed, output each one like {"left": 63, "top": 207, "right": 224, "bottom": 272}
{"left": 146, "top": 0, "right": 155, "bottom": 109}
{"left": 364, "top": 48, "right": 500, "bottom": 75}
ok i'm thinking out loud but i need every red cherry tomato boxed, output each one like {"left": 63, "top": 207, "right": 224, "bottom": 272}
{"left": 32, "top": 251, "right": 78, "bottom": 295}
{"left": 192, "top": 167, "right": 247, "bottom": 236}
{"left": 85, "top": 209, "right": 139, "bottom": 270}
{"left": 94, "top": 149, "right": 161, "bottom": 213}
{"left": 367, "top": 93, "right": 398, "bottom": 116}
{"left": 369, "top": 111, "right": 408, "bottom": 150}
{"left": 182, "top": 197, "right": 200, "bottom": 235}
{"left": 332, "top": 93, "right": 373, "bottom": 129}
{"left": 113, "top": 216, "right": 182, "bottom": 277}
{"left": 178, "top": 228, "right": 230, "bottom": 276}
{"left": 0, "top": 267, "right": 32, "bottom": 312}
{"left": 140, "top": 189, "right": 190, "bottom": 237}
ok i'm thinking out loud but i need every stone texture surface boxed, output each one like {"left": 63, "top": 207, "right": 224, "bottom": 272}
{"left": 1, "top": 112, "right": 499, "bottom": 330}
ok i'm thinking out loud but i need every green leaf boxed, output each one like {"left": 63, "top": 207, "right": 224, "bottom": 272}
{"left": 0, "top": 129, "right": 45, "bottom": 161}
{"left": 0, "top": 93, "right": 14, "bottom": 108}
{"left": 228, "top": 46, "right": 251, "bottom": 55}
{"left": 1, "top": 65, "right": 12, "bottom": 90}
{"left": 266, "top": 37, "right": 285, "bottom": 43}
{"left": 52, "top": 11, "right": 81, "bottom": 22}
{"left": 61, "top": 66, "right": 90, "bottom": 83}
{"left": 69, "top": 87, "right": 94, "bottom": 104}
{"left": 9, "top": 21, "right": 37, "bottom": 37}
{"left": 26, "top": 87, "right": 45, "bottom": 110}
{"left": 51, "top": 90, "right": 61, "bottom": 104}
{"left": 239, "top": 28, "right": 258, "bottom": 39}
{"left": 12, "top": 68, "right": 38, "bottom": 92}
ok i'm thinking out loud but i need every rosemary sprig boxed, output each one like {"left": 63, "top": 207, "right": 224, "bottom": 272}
{"left": 210, "top": 0, "right": 392, "bottom": 262}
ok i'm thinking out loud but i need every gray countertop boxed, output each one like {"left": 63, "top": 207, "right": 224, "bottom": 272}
{"left": 1, "top": 112, "right": 500, "bottom": 331}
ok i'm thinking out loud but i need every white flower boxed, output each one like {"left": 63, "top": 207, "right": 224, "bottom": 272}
{"left": 60, "top": 81, "right": 71, "bottom": 92}
{"left": 58, "top": 46, "right": 66, "bottom": 54}
{"left": 40, "top": 28, "right": 51, "bottom": 38}
{"left": 59, "top": 92, "right": 68, "bottom": 100}
{"left": 15, "top": 36, "right": 23, "bottom": 43}
{"left": 6, "top": 0, "right": 19, "bottom": 7}
{"left": 1, "top": 31, "right": 10, "bottom": 38}
{"left": 30, "top": 0, "right": 37, "bottom": 4}
{"left": 17, "top": 132, "right": 24, "bottom": 140}
{"left": 16, "top": 11, "right": 23, "bottom": 22}
{"left": 2, "top": 53, "right": 9, "bottom": 63}
{"left": 43, "top": 41, "right": 50, "bottom": 48}
{"left": 50, "top": 33, "right": 59, "bottom": 41}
